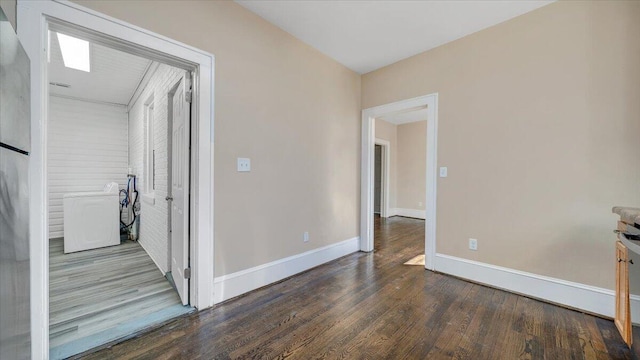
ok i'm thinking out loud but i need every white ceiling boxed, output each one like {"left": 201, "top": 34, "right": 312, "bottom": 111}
{"left": 48, "top": 31, "right": 151, "bottom": 105}
{"left": 379, "top": 108, "right": 427, "bottom": 125}
{"left": 236, "top": 0, "right": 554, "bottom": 74}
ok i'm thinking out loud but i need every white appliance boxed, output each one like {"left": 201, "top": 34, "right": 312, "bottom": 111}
{"left": 63, "top": 182, "right": 120, "bottom": 253}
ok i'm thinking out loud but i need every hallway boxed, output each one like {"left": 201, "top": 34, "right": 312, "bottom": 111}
{"left": 77, "top": 217, "right": 631, "bottom": 359}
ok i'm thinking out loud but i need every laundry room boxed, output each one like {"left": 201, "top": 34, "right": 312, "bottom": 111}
{"left": 46, "top": 24, "right": 193, "bottom": 359}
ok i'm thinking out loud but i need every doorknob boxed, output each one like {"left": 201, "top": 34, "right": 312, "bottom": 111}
{"left": 165, "top": 196, "right": 173, "bottom": 201}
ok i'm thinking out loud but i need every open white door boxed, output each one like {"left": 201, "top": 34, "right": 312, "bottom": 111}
{"left": 170, "top": 72, "right": 191, "bottom": 305}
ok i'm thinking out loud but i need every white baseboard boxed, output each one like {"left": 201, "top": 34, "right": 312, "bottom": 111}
{"left": 138, "top": 239, "right": 166, "bottom": 276}
{"left": 390, "top": 208, "right": 425, "bottom": 219}
{"left": 213, "top": 236, "right": 360, "bottom": 304}
{"left": 434, "top": 253, "right": 640, "bottom": 323}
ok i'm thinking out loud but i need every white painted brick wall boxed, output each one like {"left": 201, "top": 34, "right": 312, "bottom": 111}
{"left": 48, "top": 96, "right": 128, "bottom": 239}
{"left": 129, "top": 64, "right": 185, "bottom": 273}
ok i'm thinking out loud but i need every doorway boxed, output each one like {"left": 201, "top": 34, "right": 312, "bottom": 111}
{"left": 19, "top": 1, "right": 214, "bottom": 358}
{"left": 374, "top": 139, "right": 390, "bottom": 218}
{"left": 360, "top": 94, "right": 438, "bottom": 269}
{"left": 374, "top": 145, "right": 382, "bottom": 215}
{"left": 45, "top": 24, "right": 194, "bottom": 359}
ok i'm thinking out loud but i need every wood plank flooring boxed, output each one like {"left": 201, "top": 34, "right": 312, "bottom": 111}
{"left": 49, "top": 238, "right": 182, "bottom": 349}
{"left": 77, "top": 216, "right": 634, "bottom": 359}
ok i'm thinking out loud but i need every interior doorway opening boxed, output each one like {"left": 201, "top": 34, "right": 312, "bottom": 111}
{"left": 46, "top": 22, "right": 194, "bottom": 359}
{"left": 374, "top": 144, "right": 382, "bottom": 215}
{"left": 374, "top": 139, "right": 390, "bottom": 218}
{"left": 371, "top": 112, "right": 428, "bottom": 260}
{"left": 19, "top": 1, "right": 215, "bottom": 358}
{"left": 360, "top": 94, "right": 438, "bottom": 269}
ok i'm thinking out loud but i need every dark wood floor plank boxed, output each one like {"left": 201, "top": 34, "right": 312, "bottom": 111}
{"left": 77, "top": 216, "right": 633, "bottom": 359}
{"left": 512, "top": 296, "right": 545, "bottom": 359}
{"left": 583, "top": 316, "right": 616, "bottom": 360}
{"left": 453, "top": 285, "right": 496, "bottom": 360}
{"left": 596, "top": 316, "right": 633, "bottom": 360}
{"left": 477, "top": 290, "right": 519, "bottom": 359}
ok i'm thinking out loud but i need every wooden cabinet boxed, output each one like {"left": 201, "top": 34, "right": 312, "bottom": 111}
{"left": 616, "top": 240, "right": 632, "bottom": 346}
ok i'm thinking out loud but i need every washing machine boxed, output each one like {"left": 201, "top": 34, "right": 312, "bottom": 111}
{"left": 63, "top": 182, "right": 120, "bottom": 253}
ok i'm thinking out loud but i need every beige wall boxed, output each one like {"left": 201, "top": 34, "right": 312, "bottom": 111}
{"left": 74, "top": 0, "right": 362, "bottom": 276}
{"left": 396, "top": 121, "right": 427, "bottom": 211}
{"left": 362, "top": 2, "right": 640, "bottom": 288}
{"left": 363, "top": 1, "right": 640, "bottom": 289}
{"left": 45, "top": 0, "right": 640, "bottom": 293}
{"left": 374, "top": 118, "right": 397, "bottom": 209}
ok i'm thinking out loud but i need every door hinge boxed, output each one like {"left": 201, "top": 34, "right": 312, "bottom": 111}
{"left": 184, "top": 268, "right": 191, "bottom": 279}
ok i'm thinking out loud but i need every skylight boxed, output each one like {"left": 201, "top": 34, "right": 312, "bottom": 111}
{"left": 56, "top": 33, "right": 91, "bottom": 72}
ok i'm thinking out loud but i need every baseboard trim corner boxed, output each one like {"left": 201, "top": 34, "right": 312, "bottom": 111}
{"left": 213, "top": 236, "right": 360, "bottom": 304}
{"left": 434, "top": 253, "right": 640, "bottom": 323}
{"left": 390, "top": 208, "right": 425, "bottom": 219}
{"left": 137, "top": 239, "right": 167, "bottom": 276}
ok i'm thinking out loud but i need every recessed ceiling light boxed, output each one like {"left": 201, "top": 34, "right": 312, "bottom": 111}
{"left": 56, "top": 32, "right": 90, "bottom": 72}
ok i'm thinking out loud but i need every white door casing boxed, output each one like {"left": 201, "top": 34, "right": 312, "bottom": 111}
{"left": 361, "top": 94, "right": 438, "bottom": 269}
{"left": 171, "top": 73, "right": 190, "bottom": 305}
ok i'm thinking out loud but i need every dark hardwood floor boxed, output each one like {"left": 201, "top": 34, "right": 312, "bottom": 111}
{"left": 78, "top": 216, "right": 632, "bottom": 359}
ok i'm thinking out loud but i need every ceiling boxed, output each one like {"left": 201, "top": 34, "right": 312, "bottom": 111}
{"left": 48, "top": 30, "right": 151, "bottom": 105}
{"left": 236, "top": 0, "right": 554, "bottom": 74}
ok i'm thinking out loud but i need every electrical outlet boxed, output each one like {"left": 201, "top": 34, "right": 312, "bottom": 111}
{"left": 469, "top": 238, "right": 478, "bottom": 251}
{"left": 237, "top": 158, "right": 251, "bottom": 172}
{"left": 303, "top": 232, "right": 309, "bottom": 242}
{"left": 418, "top": 201, "right": 423, "bottom": 207}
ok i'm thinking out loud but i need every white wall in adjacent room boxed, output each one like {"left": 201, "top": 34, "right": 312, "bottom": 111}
{"left": 47, "top": 96, "right": 128, "bottom": 239}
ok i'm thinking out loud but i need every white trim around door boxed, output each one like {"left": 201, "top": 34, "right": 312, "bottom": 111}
{"left": 18, "top": 1, "right": 215, "bottom": 358}
{"left": 360, "top": 94, "right": 438, "bottom": 270}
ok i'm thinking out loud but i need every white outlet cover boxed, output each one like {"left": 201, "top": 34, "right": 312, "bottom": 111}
{"left": 469, "top": 238, "right": 478, "bottom": 251}
{"left": 237, "top": 158, "right": 251, "bottom": 172}
{"left": 439, "top": 167, "right": 448, "bottom": 178}
{"left": 303, "top": 232, "right": 309, "bottom": 242}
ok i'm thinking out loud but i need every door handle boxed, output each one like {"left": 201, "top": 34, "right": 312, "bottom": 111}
{"left": 165, "top": 196, "right": 173, "bottom": 201}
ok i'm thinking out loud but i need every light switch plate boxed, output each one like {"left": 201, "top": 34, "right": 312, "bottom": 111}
{"left": 439, "top": 167, "right": 448, "bottom": 178}
{"left": 237, "top": 158, "right": 251, "bottom": 172}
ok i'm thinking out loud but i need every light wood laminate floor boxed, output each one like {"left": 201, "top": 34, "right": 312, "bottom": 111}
{"left": 79, "top": 216, "right": 634, "bottom": 359}
{"left": 49, "top": 238, "right": 182, "bottom": 350}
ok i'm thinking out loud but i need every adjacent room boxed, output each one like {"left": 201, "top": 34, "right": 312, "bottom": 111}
{"left": 373, "top": 109, "right": 428, "bottom": 265}
{"left": 45, "top": 25, "right": 193, "bottom": 359}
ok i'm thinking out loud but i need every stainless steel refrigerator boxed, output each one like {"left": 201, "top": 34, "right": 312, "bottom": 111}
{"left": 0, "top": 6, "right": 31, "bottom": 360}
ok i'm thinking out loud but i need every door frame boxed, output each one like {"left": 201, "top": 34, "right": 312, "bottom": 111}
{"left": 360, "top": 94, "right": 438, "bottom": 269}
{"left": 18, "top": 1, "right": 215, "bottom": 358}
{"left": 374, "top": 138, "right": 390, "bottom": 218}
